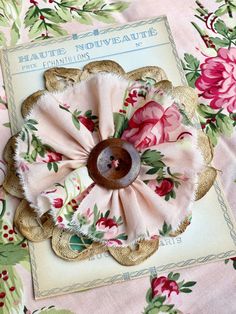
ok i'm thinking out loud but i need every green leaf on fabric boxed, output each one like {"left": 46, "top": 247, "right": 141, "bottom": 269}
{"left": 47, "top": 162, "right": 52, "bottom": 171}
{"left": 182, "top": 281, "right": 196, "bottom": 287}
{"left": 29, "top": 20, "right": 44, "bottom": 39}
{"left": 56, "top": 7, "right": 72, "bottom": 22}
{"left": 27, "top": 119, "right": 38, "bottom": 125}
{"left": 47, "top": 23, "right": 68, "bottom": 36}
{"left": 181, "top": 53, "right": 200, "bottom": 88}
{"left": 31, "top": 149, "right": 37, "bottom": 161}
{"left": 159, "top": 221, "right": 172, "bottom": 236}
{"left": 105, "top": 1, "right": 130, "bottom": 11}
{"left": 113, "top": 113, "right": 129, "bottom": 138}
{"left": 216, "top": 114, "right": 234, "bottom": 136}
{"left": 169, "top": 272, "right": 180, "bottom": 281}
{"left": 24, "top": 5, "right": 39, "bottom": 27}
{"left": 41, "top": 8, "right": 65, "bottom": 23}
{"left": 11, "top": 22, "right": 20, "bottom": 45}
{"left": 183, "top": 53, "right": 200, "bottom": 69}
{"left": 72, "top": 114, "right": 81, "bottom": 130}
{"left": 146, "top": 288, "right": 153, "bottom": 303}
{"left": 116, "top": 233, "right": 128, "bottom": 240}
{"left": 26, "top": 124, "right": 38, "bottom": 131}
{"left": 146, "top": 167, "right": 158, "bottom": 175}
{"left": 0, "top": 243, "right": 28, "bottom": 265}
{"left": 141, "top": 150, "right": 165, "bottom": 168}
{"left": 214, "top": 19, "right": 228, "bottom": 36}
{"left": 36, "top": 307, "right": 74, "bottom": 314}
{"left": 159, "top": 304, "right": 174, "bottom": 311}
{"left": 3, "top": 122, "right": 11, "bottom": 128}
{"left": 83, "top": 0, "right": 105, "bottom": 11}
{"left": 210, "top": 36, "right": 229, "bottom": 47}
{"left": 53, "top": 162, "right": 59, "bottom": 172}
{"left": 93, "top": 11, "right": 116, "bottom": 23}
{"left": 153, "top": 295, "right": 166, "bottom": 304}
{"left": 0, "top": 265, "right": 24, "bottom": 313}
{"left": 180, "top": 288, "right": 193, "bottom": 293}
{"left": 197, "top": 104, "right": 218, "bottom": 118}
{"left": 74, "top": 12, "right": 93, "bottom": 25}
{"left": 206, "top": 125, "right": 218, "bottom": 146}
{"left": 60, "top": 0, "right": 79, "bottom": 5}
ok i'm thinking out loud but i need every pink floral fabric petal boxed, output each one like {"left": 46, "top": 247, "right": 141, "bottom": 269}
{"left": 16, "top": 73, "right": 204, "bottom": 246}
{"left": 16, "top": 74, "right": 129, "bottom": 215}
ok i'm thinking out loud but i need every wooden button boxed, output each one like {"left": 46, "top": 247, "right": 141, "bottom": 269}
{"left": 87, "top": 139, "right": 141, "bottom": 189}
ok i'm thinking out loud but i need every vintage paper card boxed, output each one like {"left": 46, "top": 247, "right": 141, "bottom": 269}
{"left": 0, "top": 15, "right": 185, "bottom": 134}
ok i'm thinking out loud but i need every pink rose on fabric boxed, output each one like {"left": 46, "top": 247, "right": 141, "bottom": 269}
{"left": 43, "top": 151, "right": 62, "bottom": 163}
{"left": 121, "top": 101, "right": 181, "bottom": 149}
{"left": 151, "top": 276, "right": 179, "bottom": 298}
{"left": 148, "top": 179, "right": 174, "bottom": 197}
{"left": 78, "top": 116, "right": 95, "bottom": 132}
{"left": 53, "top": 198, "right": 63, "bottom": 208}
{"left": 96, "top": 217, "right": 118, "bottom": 239}
{"left": 155, "top": 179, "right": 174, "bottom": 196}
{"left": 196, "top": 47, "right": 236, "bottom": 113}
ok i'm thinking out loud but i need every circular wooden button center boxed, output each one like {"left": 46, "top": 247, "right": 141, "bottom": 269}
{"left": 87, "top": 139, "right": 141, "bottom": 189}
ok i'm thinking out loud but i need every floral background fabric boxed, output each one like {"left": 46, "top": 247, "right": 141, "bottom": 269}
{"left": 0, "top": 0, "right": 236, "bottom": 313}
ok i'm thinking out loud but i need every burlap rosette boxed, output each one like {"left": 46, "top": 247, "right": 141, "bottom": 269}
{"left": 3, "top": 61, "right": 216, "bottom": 266}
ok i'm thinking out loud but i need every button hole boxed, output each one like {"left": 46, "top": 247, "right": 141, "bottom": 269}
{"left": 107, "top": 164, "right": 112, "bottom": 169}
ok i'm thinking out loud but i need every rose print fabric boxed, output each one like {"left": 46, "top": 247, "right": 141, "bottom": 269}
{"left": 15, "top": 74, "right": 203, "bottom": 246}
{"left": 196, "top": 47, "right": 236, "bottom": 113}
{"left": 0, "top": 0, "right": 236, "bottom": 313}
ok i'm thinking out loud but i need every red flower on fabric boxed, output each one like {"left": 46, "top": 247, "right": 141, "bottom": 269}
{"left": 124, "top": 90, "right": 138, "bottom": 106}
{"left": 196, "top": 47, "right": 236, "bottom": 113}
{"left": 53, "top": 198, "right": 63, "bottom": 208}
{"left": 151, "top": 276, "right": 179, "bottom": 298}
{"left": 155, "top": 179, "right": 174, "bottom": 196}
{"left": 57, "top": 216, "right": 63, "bottom": 223}
{"left": 44, "top": 151, "right": 62, "bottom": 163}
{"left": 78, "top": 116, "right": 95, "bottom": 132}
{"left": 68, "top": 199, "right": 78, "bottom": 211}
{"left": 122, "top": 101, "right": 181, "bottom": 150}
{"left": 96, "top": 217, "right": 118, "bottom": 239}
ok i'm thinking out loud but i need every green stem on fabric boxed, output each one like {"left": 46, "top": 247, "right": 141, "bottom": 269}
{"left": 25, "top": 127, "right": 30, "bottom": 155}
{"left": 16, "top": 237, "right": 26, "bottom": 246}
{"left": 0, "top": 199, "right": 6, "bottom": 219}
{"left": 225, "top": 0, "right": 233, "bottom": 18}
{"left": 191, "top": 21, "right": 207, "bottom": 37}
{"left": 53, "top": 0, "right": 119, "bottom": 13}
{"left": 167, "top": 167, "right": 180, "bottom": 180}
{"left": 196, "top": 1, "right": 209, "bottom": 15}
{"left": 194, "top": 14, "right": 205, "bottom": 22}
{"left": 32, "top": 3, "right": 49, "bottom": 37}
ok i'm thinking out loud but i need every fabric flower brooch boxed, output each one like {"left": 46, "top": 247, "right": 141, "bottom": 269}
{"left": 4, "top": 61, "right": 217, "bottom": 265}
